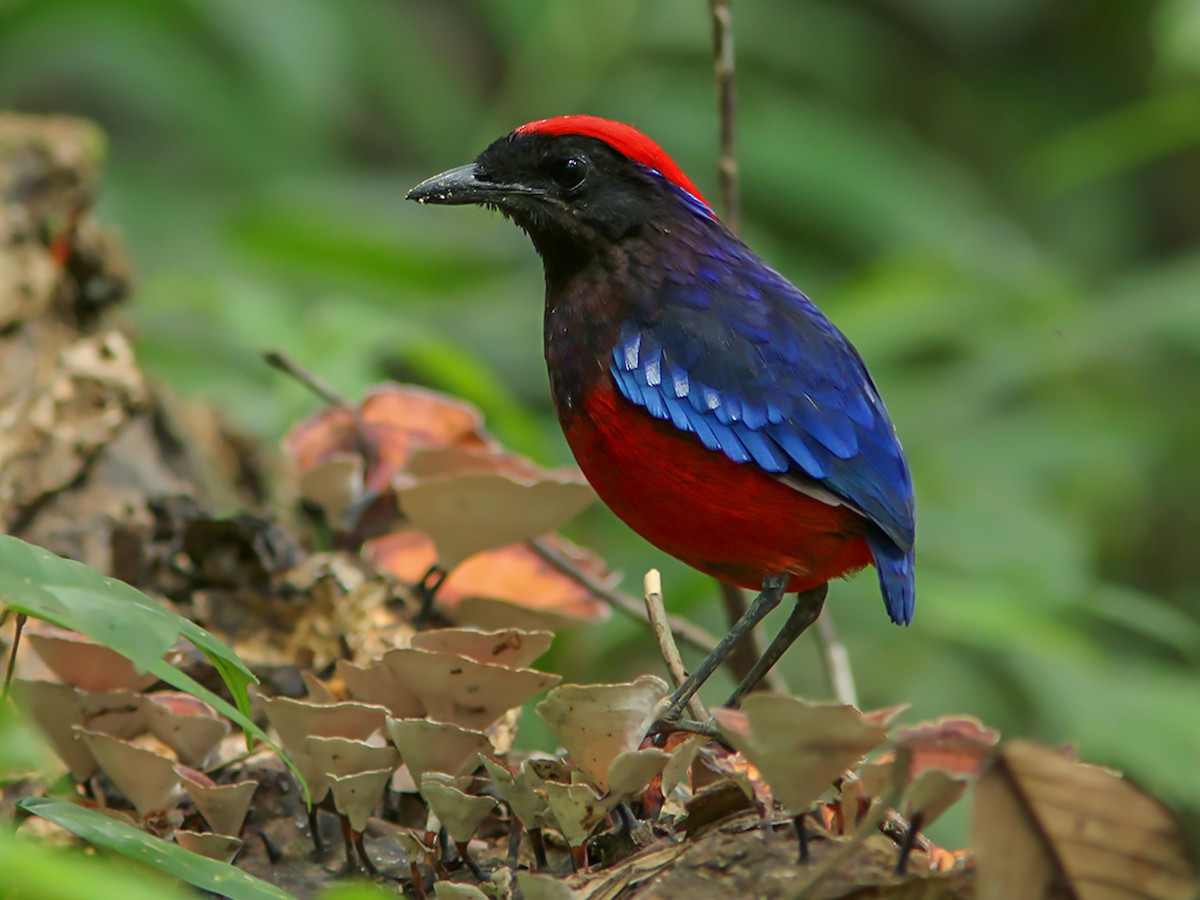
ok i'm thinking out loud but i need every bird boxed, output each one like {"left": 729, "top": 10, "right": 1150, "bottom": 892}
{"left": 408, "top": 115, "right": 914, "bottom": 720}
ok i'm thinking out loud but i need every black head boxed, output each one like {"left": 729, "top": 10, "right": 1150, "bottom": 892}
{"left": 407, "top": 116, "right": 715, "bottom": 260}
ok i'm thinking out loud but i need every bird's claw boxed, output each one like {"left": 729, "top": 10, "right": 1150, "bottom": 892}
{"left": 648, "top": 715, "right": 724, "bottom": 740}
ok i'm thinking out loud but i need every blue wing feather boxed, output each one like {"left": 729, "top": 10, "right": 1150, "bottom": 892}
{"left": 609, "top": 246, "right": 916, "bottom": 573}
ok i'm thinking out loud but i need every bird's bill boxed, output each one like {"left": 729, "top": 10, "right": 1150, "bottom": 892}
{"left": 406, "top": 163, "right": 539, "bottom": 206}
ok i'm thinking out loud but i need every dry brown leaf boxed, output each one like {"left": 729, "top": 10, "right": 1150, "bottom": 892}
{"left": 175, "top": 830, "right": 242, "bottom": 863}
{"left": 11, "top": 680, "right": 104, "bottom": 780}
{"left": 283, "top": 383, "right": 493, "bottom": 493}
{"left": 385, "top": 717, "right": 493, "bottom": 784}
{"left": 479, "top": 755, "right": 554, "bottom": 830}
{"left": 419, "top": 772, "right": 498, "bottom": 844}
{"left": 305, "top": 735, "right": 400, "bottom": 780}
{"left": 175, "top": 767, "right": 257, "bottom": 837}
{"left": 76, "top": 728, "right": 181, "bottom": 818}
{"left": 328, "top": 767, "right": 394, "bottom": 833}
{"left": 366, "top": 531, "right": 611, "bottom": 628}
{"left": 384, "top": 648, "right": 561, "bottom": 731}
{"left": 261, "top": 697, "right": 389, "bottom": 802}
{"left": 410, "top": 626, "right": 554, "bottom": 670}
{"left": 973, "top": 739, "right": 1198, "bottom": 900}
{"left": 894, "top": 715, "right": 999, "bottom": 780}
{"left": 712, "top": 694, "right": 894, "bottom": 816}
{"left": 26, "top": 625, "right": 158, "bottom": 692}
{"left": 336, "top": 659, "right": 425, "bottom": 718}
{"left": 143, "top": 692, "right": 230, "bottom": 768}
{"left": 394, "top": 448, "right": 595, "bottom": 568}
{"left": 540, "top": 778, "right": 611, "bottom": 848}
{"left": 535, "top": 676, "right": 668, "bottom": 791}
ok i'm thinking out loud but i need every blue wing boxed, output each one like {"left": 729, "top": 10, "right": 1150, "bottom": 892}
{"left": 609, "top": 244, "right": 915, "bottom": 622}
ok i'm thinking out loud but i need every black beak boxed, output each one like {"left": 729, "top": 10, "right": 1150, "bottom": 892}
{"left": 406, "top": 163, "right": 539, "bottom": 206}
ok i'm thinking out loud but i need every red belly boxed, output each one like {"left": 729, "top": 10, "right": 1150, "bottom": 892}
{"left": 563, "top": 380, "right": 874, "bottom": 592}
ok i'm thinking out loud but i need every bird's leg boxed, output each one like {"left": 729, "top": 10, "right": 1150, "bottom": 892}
{"left": 659, "top": 572, "right": 790, "bottom": 722}
{"left": 725, "top": 583, "right": 827, "bottom": 708}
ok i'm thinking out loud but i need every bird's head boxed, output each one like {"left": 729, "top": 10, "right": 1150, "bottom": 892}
{"left": 407, "top": 116, "right": 715, "bottom": 258}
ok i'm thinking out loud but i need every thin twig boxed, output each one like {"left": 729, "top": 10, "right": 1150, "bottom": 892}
{"left": 709, "top": 0, "right": 740, "bottom": 233}
{"left": 526, "top": 537, "right": 719, "bottom": 655}
{"left": 263, "top": 348, "right": 350, "bottom": 408}
{"left": 3, "top": 612, "right": 27, "bottom": 700}
{"left": 814, "top": 611, "right": 858, "bottom": 707}
{"left": 644, "top": 570, "right": 707, "bottom": 721}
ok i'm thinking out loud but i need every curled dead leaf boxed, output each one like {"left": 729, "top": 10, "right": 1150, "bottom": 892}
{"left": 383, "top": 648, "right": 561, "bottom": 732}
{"left": 479, "top": 756, "right": 554, "bottom": 830}
{"left": 143, "top": 692, "right": 229, "bottom": 768}
{"left": 712, "top": 694, "right": 896, "bottom": 816}
{"left": 26, "top": 625, "right": 158, "bottom": 692}
{"left": 366, "top": 531, "right": 610, "bottom": 629}
{"left": 175, "top": 830, "right": 242, "bottom": 864}
{"left": 284, "top": 383, "right": 493, "bottom": 493}
{"left": 76, "top": 728, "right": 180, "bottom": 818}
{"left": 385, "top": 717, "right": 493, "bottom": 784}
{"left": 535, "top": 676, "right": 669, "bottom": 791}
{"left": 175, "top": 766, "right": 257, "bottom": 836}
{"left": 410, "top": 627, "right": 554, "bottom": 670}
{"left": 973, "top": 739, "right": 1198, "bottom": 900}
{"left": 328, "top": 767, "right": 394, "bottom": 833}
{"left": 419, "top": 772, "right": 499, "bottom": 844}
{"left": 394, "top": 447, "right": 595, "bottom": 568}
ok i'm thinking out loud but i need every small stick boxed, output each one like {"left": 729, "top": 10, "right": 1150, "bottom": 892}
{"left": 644, "top": 570, "right": 707, "bottom": 722}
{"left": 527, "top": 537, "right": 719, "bottom": 654}
{"left": 528, "top": 827, "right": 548, "bottom": 871}
{"left": 263, "top": 349, "right": 349, "bottom": 408}
{"left": 709, "top": 0, "right": 741, "bottom": 233}
{"left": 814, "top": 611, "right": 858, "bottom": 707}
{"left": 262, "top": 349, "right": 379, "bottom": 520}
{"left": 456, "top": 841, "right": 487, "bottom": 881}
{"left": 3, "top": 612, "right": 27, "bottom": 700}
{"left": 409, "top": 859, "right": 428, "bottom": 900}
{"left": 569, "top": 843, "right": 586, "bottom": 872}
{"left": 352, "top": 826, "right": 379, "bottom": 876}
{"left": 306, "top": 805, "right": 325, "bottom": 856}
{"left": 794, "top": 811, "right": 811, "bottom": 864}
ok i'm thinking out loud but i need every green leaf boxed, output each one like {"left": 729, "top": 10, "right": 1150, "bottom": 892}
{"left": 19, "top": 797, "right": 293, "bottom": 900}
{"left": 0, "top": 824, "right": 194, "bottom": 900}
{"left": 0, "top": 536, "right": 308, "bottom": 802}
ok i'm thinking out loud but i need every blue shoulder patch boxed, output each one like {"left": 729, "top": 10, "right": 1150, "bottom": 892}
{"left": 608, "top": 247, "right": 916, "bottom": 565}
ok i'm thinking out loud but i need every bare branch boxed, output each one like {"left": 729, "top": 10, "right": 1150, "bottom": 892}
{"left": 644, "top": 570, "right": 708, "bottom": 720}
{"left": 709, "top": 0, "right": 740, "bottom": 233}
{"left": 526, "top": 536, "right": 720, "bottom": 655}
{"left": 264, "top": 348, "right": 349, "bottom": 408}
{"left": 815, "top": 611, "right": 859, "bottom": 707}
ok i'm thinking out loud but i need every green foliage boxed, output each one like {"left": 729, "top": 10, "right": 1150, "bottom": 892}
{"left": 1, "top": 0, "right": 1197, "bottom": 842}
{"left": 0, "top": 536, "right": 306, "bottom": 800}
{"left": 0, "top": 824, "right": 193, "bottom": 900}
{"left": 18, "top": 798, "right": 290, "bottom": 900}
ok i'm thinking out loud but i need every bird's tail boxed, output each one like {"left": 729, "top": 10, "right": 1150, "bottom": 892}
{"left": 865, "top": 531, "right": 915, "bottom": 626}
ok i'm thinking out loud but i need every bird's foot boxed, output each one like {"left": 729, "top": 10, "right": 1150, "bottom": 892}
{"left": 647, "top": 714, "right": 724, "bottom": 741}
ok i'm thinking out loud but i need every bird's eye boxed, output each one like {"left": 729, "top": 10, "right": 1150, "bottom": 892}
{"left": 550, "top": 155, "right": 587, "bottom": 192}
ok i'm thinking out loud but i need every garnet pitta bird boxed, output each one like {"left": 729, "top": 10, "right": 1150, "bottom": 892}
{"left": 408, "top": 116, "right": 915, "bottom": 718}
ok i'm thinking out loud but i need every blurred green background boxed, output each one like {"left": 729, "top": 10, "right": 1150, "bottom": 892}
{"left": 3, "top": 0, "right": 1199, "bottom": 844}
